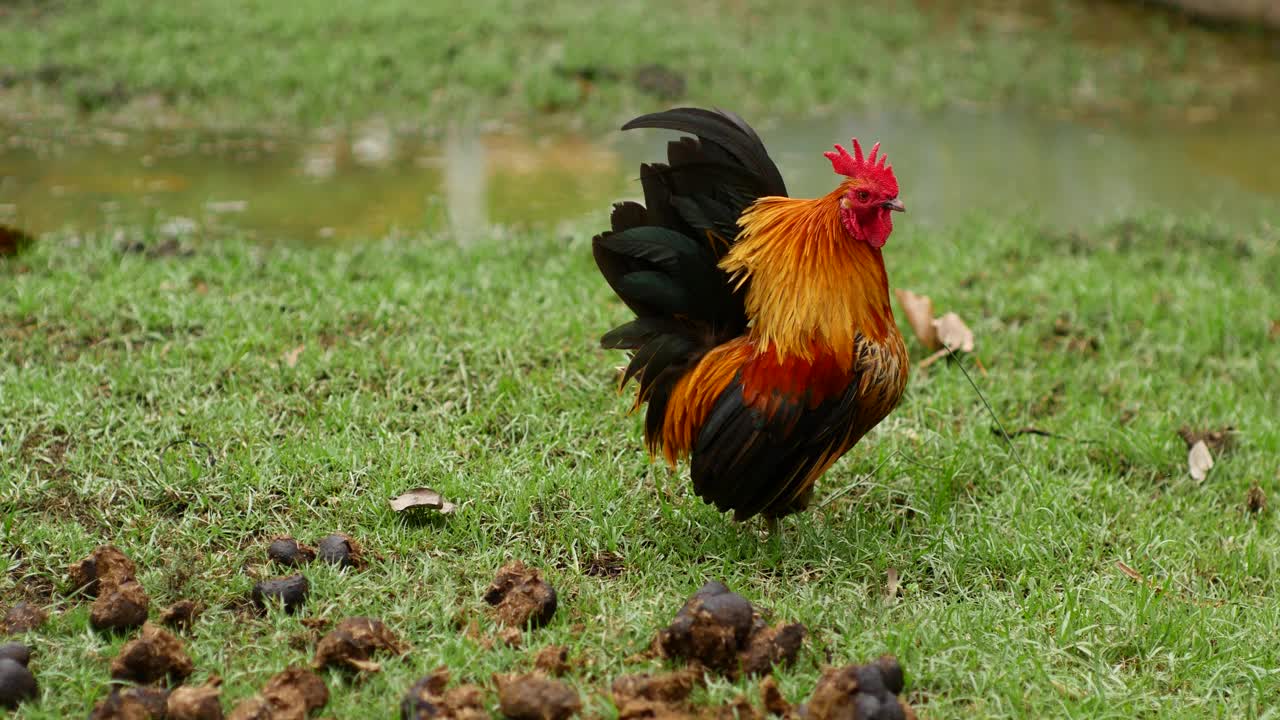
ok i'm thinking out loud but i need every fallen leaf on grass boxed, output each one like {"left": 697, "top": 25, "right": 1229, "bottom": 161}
{"left": 282, "top": 344, "right": 305, "bottom": 368}
{"left": 1188, "top": 440, "right": 1214, "bottom": 482}
{"left": 389, "top": 487, "right": 456, "bottom": 515}
{"left": 933, "top": 312, "right": 975, "bottom": 353}
{"left": 893, "top": 289, "right": 937, "bottom": 350}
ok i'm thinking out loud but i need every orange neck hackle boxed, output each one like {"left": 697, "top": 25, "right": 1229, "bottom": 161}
{"left": 721, "top": 183, "right": 895, "bottom": 369}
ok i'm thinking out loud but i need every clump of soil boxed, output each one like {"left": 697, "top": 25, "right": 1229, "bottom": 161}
{"left": 89, "top": 685, "right": 171, "bottom": 719}
{"left": 267, "top": 537, "right": 315, "bottom": 568}
{"left": 495, "top": 672, "right": 582, "bottom": 720}
{"left": 741, "top": 622, "right": 807, "bottom": 677}
{"left": 69, "top": 546, "right": 152, "bottom": 632}
{"left": 2, "top": 601, "right": 48, "bottom": 634}
{"left": 400, "top": 668, "right": 488, "bottom": 720}
{"left": 315, "top": 533, "right": 362, "bottom": 568}
{"left": 312, "top": 616, "right": 407, "bottom": 673}
{"left": 800, "top": 656, "right": 914, "bottom": 720}
{"left": 159, "top": 600, "right": 203, "bottom": 631}
{"left": 0, "top": 643, "right": 30, "bottom": 666}
{"left": 484, "top": 561, "right": 558, "bottom": 629}
{"left": 534, "top": 645, "right": 571, "bottom": 676}
{"left": 655, "top": 582, "right": 805, "bottom": 677}
{"left": 251, "top": 574, "right": 309, "bottom": 613}
{"left": 91, "top": 579, "right": 152, "bottom": 631}
{"left": 759, "top": 676, "right": 789, "bottom": 717}
{"left": 227, "top": 667, "right": 328, "bottom": 720}
{"left": 167, "top": 679, "right": 224, "bottom": 720}
{"left": 0, "top": 657, "right": 38, "bottom": 709}
{"left": 68, "top": 545, "right": 138, "bottom": 597}
{"left": 611, "top": 669, "right": 704, "bottom": 718}
{"left": 110, "top": 622, "right": 195, "bottom": 685}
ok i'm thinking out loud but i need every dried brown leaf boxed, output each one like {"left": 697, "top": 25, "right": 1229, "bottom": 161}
{"left": 389, "top": 487, "right": 456, "bottom": 514}
{"left": 893, "top": 289, "right": 938, "bottom": 350}
{"left": 932, "top": 312, "right": 975, "bottom": 353}
{"left": 1188, "top": 440, "right": 1213, "bottom": 482}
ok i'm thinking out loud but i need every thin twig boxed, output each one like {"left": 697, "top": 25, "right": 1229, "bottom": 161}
{"left": 943, "top": 343, "right": 1034, "bottom": 485}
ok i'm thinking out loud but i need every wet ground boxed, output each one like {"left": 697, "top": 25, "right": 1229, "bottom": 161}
{"left": 3, "top": 109, "right": 1276, "bottom": 244}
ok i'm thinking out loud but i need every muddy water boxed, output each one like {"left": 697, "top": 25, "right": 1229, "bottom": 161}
{"left": 1, "top": 112, "right": 1277, "bottom": 244}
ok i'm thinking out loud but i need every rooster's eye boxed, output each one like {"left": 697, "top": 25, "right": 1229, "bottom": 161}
{"left": 855, "top": 190, "right": 870, "bottom": 203}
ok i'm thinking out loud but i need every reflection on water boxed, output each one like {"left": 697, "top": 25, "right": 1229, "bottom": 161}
{"left": 1, "top": 111, "right": 1277, "bottom": 243}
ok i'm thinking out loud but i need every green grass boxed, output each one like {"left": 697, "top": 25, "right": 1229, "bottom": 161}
{"left": 2, "top": 213, "right": 1278, "bottom": 718}
{"left": 1, "top": 0, "right": 1275, "bottom": 129}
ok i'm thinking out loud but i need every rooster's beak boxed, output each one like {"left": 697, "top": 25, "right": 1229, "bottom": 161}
{"left": 882, "top": 198, "right": 905, "bottom": 213}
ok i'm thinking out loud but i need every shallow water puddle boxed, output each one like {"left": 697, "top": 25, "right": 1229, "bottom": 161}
{"left": 1, "top": 111, "right": 1276, "bottom": 243}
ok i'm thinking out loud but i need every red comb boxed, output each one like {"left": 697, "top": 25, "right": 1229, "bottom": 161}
{"left": 824, "top": 138, "right": 891, "bottom": 178}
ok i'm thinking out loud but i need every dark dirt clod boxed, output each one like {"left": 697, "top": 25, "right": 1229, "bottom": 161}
{"left": 804, "top": 657, "right": 915, "bottom": 720}
{"left": 1177, "top": 426, "right": 1236, "bottom": 454}
{"left": 0, "top": 643, "right": 30, "bottom": 666}
{"left": 495, "top": 672, "right": 581, "bottom": 720}
{"left": 90, "top": 579, "right": 151, "bottom": 631}
{"left": 312, "top": 616, "right": 407, "bottom": 673}
{"left": 484, "top": 561, "right": 558, "bottom": 629}
{"left": 267, "top": 537, "right": 316, "bottom": 568}
{"left": 656, "top": 581, "right": 801, "bottom": 677}
{"left": 69, "top": 545, "right": 138, "bottom": 597}
{"left": 400, "top": 668, "right": 489, "bottom": 720}
{"left": 741, "top": 623, "right": 807, "bottom": 676}
{"left": 315, "top": 533, "right": 362, "bottom": 568}
{"left": 3, "top": 601, "right": 48, "bottom": 635}
{"left": 0, "top": 658, "right": 38, "bottom": 709}
{"left": 250, "top": 574, "right": 309, "bottom": 613}
{"left": 875, "top": 656, "right": 904, "bottom": 695}
{"left": 760, "top": 676, "right": 790, "bottom": 717}
{"left": 110, "top": 622, "right": 195, "bottom": 685}
{"left": 89, "top": 685, "right": 171, "bottom": 719}
{"left": 159, "top": 600, "right": 203, "bottom": 631}
{"left": 1246, "top": 484, "right": 1267, "bottom": 514}
{"left": 533, "top": 645, "right": 570, "bottom": 676}
{"left": 167, "top": 680, "right": 224, "bottom": 720}
{"left": 227, "top": 667, "right": 328, "bottom": 720}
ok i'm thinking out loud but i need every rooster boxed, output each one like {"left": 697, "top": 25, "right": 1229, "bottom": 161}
{"left": 593, "top": 107, "right": 909, "bottom": 526}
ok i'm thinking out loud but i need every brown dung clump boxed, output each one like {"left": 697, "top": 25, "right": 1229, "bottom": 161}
{"left": 312, "top": 616, "right": 407, "bottom": 673}
{"left": 110, "top": 622, "right": 195, "bottom": 685}
{"left": 484, "top": 561, "right": 558, "bottom": 629}
{"left": 495, "top": 672, "right": 582, "bottom": 720}
{"left": 654, "top": 582, "right": 805, "bottom": 678}
{"left": 226, "top": 667, "right": 328, "bottom": 720}
{"left": 399, "top": 668, "right": 488, "bottom": 720}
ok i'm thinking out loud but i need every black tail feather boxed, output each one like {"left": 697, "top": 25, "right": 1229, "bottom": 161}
{"left": 595, "top": 107, "right": 788, "bottom": 452}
